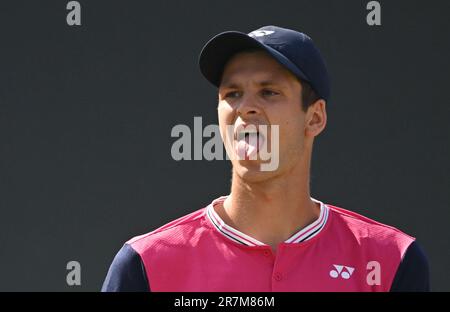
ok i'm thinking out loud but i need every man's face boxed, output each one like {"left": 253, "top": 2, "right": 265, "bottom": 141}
{"left": 218, "top": 50, "right": 311, "bottom": 182}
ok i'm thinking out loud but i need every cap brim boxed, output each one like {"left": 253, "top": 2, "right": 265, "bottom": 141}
{"left": 198, "top": 31, "right": 310, "bottom": 87}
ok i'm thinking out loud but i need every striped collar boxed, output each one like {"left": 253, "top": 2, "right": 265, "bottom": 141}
{"left": 206, "top": 196, "right": 330, "bottom": 246}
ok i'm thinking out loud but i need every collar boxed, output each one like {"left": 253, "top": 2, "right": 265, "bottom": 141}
{"left": 206, "top": 196, "right": 330, "bottom": 246}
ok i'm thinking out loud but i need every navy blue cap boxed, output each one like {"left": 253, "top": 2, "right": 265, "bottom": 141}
{"left": 198, "top": 25, "right": 330, "bottom": 101}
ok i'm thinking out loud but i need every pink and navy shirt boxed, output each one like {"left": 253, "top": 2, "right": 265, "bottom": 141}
{"left": 102, "top": 196, "right": 429, "bottom": 292}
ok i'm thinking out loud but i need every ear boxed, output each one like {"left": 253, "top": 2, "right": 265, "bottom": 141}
{"left": 305, "top": 99, "right": 327, "bottom": 137}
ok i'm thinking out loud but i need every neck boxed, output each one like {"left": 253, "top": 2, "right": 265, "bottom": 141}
{"left": 219, "top": 156, "right": 320, "bottom": 251}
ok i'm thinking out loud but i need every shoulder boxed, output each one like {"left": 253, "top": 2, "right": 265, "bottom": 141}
{"left": 390, "top": 240, "right": 430, "bottom": 291}
{"left": 126, "top": 207, "right": 208, "bottom": 254}
{"left": 327, "top": 204, "right": 415, "bottom": 252}
{"left": 102, "top": 207, "right": 209, "bottom": 291}
{"left": 101, "top": 243, "right": 150, "bottom": 291}
{"left": 325, "top": 203, "right": 429, "bottom": 291}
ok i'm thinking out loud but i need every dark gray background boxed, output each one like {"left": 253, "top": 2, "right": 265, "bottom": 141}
{"left": 0, "top": 0, "right": 449, "bottom": 291}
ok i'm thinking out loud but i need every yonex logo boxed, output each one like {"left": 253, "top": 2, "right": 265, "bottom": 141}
{"left": 248, "top": 30, "right": 275, "bottom": 37}
{"left": 329, "top": 264, "right": 355, "bottom": 279}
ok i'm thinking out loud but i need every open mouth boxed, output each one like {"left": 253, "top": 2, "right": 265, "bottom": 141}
{"left": 234, "top": 125, "right": 266, "bottom": 160}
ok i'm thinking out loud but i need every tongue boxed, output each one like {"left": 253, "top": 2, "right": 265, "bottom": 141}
{"left": 237, "top": 135, "right": 258, "bottom": 160}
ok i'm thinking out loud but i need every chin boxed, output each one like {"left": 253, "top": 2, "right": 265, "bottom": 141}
{"left": 233, "top": 160, "right": 280, "bottom": 184}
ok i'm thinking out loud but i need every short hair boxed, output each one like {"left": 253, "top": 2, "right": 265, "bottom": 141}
{"left": 299, "top": 79, "right": 320, "bottom": 111}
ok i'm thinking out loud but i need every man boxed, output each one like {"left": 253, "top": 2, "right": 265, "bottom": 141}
{"left": 102, "top": 25, "right": 429, "bottom": 291}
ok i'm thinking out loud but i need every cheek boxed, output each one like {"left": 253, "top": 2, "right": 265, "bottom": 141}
{"left": 217, "top": 103, "right": 235, "bottom": 137}
{"left": 267, "top": 103, "right": 303, "bottom": 134}
{"left": 275, "top": 112, "right": 306, "bottom": 147}
{"left": 217, "top": 102, "right": 234, "bottom": 120}
{"left": 281, "top": 120, "right": 303, "bottom": 145}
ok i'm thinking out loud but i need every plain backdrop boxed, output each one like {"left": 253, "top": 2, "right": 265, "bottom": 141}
{"left": 0, "top": 0, "right": 449, "bottom": 291}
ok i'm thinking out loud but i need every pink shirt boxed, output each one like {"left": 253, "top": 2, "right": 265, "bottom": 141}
{"left": 126, "top": 196, "right": 415, "bottom": 291}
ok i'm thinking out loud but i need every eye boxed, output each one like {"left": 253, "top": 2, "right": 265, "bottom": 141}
{"left": 261, "top": 89, "right": 279, "bottom": 97}
{"left": 224, "top": 91, "right": 242, "bottom": 99}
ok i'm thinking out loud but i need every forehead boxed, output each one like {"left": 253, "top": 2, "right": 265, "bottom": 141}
{"left": 220, "top": 50, "right": 298, "bottom": 87}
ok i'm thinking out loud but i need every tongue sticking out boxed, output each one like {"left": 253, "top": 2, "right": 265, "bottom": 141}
{"left": 236, "top": 134, "right": 259, "bottom": 160}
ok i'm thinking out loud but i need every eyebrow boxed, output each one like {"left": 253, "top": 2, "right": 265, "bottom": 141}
{"left": 219, "top": 80, "right": 282, "bottom": 90}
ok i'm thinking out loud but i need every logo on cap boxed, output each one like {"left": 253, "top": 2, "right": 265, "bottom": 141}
{"left": 248, "top": 30, "right": 275, "bottom": 38}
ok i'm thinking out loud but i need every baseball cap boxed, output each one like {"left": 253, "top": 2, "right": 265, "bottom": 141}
{"left": 198, "top": 25, "right": 330, "bottom": 101}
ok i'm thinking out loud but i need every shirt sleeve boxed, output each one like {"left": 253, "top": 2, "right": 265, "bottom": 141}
{"left": 101, "top": 243, "right": 150, "bottom": 292}
{"left": 390, "top": 241, "right": 430, "bottom": 292}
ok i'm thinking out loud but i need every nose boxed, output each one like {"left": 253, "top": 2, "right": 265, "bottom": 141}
{"left": 236, "top": 93, "right": 260, "bottom": 117}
